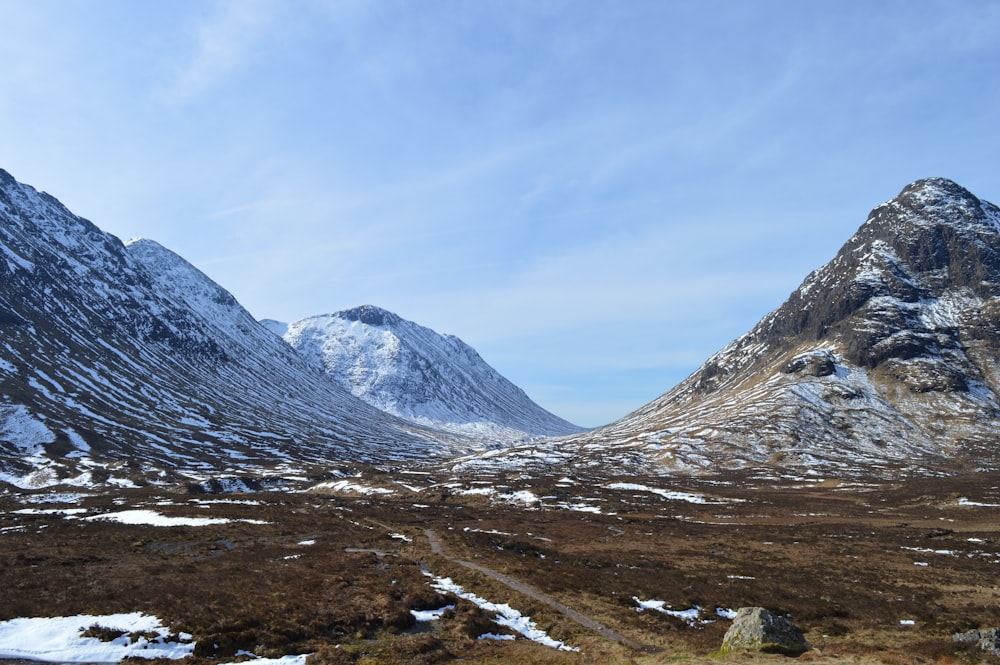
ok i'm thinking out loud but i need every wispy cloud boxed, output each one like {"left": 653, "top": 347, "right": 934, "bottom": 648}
{"left": 161, "top": 0, "right": 281, "bottom": 104}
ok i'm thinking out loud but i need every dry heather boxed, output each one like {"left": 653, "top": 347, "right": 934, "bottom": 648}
{"left": 1, "top": 469, "right": 999, "bottom": 665}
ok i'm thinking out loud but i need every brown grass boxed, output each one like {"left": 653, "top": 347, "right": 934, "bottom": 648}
{"left": 1, "top": 470, "right": 999, "bottom": 664}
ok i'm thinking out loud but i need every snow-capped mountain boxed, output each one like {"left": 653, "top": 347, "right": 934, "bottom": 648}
{"left": 0, "top": 169, "right": 464, "bottom": 489}
{"left": 271, "top": 305, "right": 584, "bottom": 441}
{"left": 456, "top": 178, "right": 1000, "bottom": 477}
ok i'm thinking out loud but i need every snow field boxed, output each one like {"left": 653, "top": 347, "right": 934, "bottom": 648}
{"left": 0, "top": 613, "right": 194, "bottom": 661}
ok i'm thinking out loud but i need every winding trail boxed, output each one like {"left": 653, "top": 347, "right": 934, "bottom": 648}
{"left": 424, "top": 529, "right": 649, "bottom": 651}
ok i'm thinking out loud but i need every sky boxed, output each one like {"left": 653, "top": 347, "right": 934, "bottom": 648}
{"left": 1, "top": 0, "right": 998, "bottom": 428}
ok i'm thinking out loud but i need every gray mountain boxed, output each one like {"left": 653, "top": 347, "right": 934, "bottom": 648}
{"left": 455, "top": 178, "right": 1000, "bottom": 477}
{"left": 271, "top": 305, "right": 584, "bottom": 442}
{"left": 0, "top": 169, "right": 463, "bottom": 490}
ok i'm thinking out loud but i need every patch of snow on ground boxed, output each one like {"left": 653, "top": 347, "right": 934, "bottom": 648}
{"left": 20, "top": 493, "right": 89, "bottom": 504}
{"left": 463, "top": 527, "right": 514, "bottom": 536}
{"left": 84, "top": 510, "right": 267, "bottom": 527}
{"left": 429, "top": 576, "right": 577, "bottom": 651}
{"left": 220, "top": 655, "right": 309, "bottom": 665}
{"left": 14, "top": 508, "right": 88, "bottom": 516}
{"left": 0, "top": 612, "right": 194, "bottom": 661}
{"left": 902, "top": 546, "right": 957, "bottom": 556}
{"left": 190, "top": 498, "right": 263, "bottom": 506}
{"left": 106, "top": 477, "right": 140, "bottom": 489}
{"left": 456, "top": 486, "right": 495, "bottom": 496}
{"left": 390, "top": 533, "right": 412, "bottom": 542}
{"left": 410, "top": 605, "right": 454, "bottom": 622}
{"left": 311, "top": 479, "right": 394, "bottom": 495}
{"left": 497, "top": 490, "right": 540, "bottom": 506}
{"left": 605, "top": 483, "right": 715, "bottom": 504}
{"left": 0, "top": 462, "right": 63, "bottom": 490}
{"left": 0, "top": 404, "right": 55, "bottom": 454}
{"left": 633, "top": 598, "right": 709, "bottom": 626}
{"left": 551, "top": 501, "right": 602, "bottom": 514}
{"left": 958, "top": 497, "right": 1000, "bottom": 507}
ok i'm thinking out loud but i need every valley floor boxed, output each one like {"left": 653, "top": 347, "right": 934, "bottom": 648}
{"left": 1, "top": 469, "right": 999, "bottom": 664}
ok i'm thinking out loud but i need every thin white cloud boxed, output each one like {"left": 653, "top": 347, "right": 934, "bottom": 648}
{"left": 161, "top": 0, "right": 281, "bottom": 104}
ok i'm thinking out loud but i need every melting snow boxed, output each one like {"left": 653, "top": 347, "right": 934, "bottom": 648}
{"left": 84, "top": 510, "right": 268, "bottom": 527}
{"left": 0, "top": 404, "right": 55, "bottom": 454}
{"left": 605, "top": 482, "right": 714, "bottom": 504}
{"left": 311, "top": 479, "right": 395, "bottom": 495}
{"left": 429, "top": 575, "right": 577, "bottom": 651}
{"left": 410, "top": 605, "right": 454, "bottom": 622}
{"left": 14, "top": 508, "right": 88, "bottom": 516}
{"left": 958, "top": 497, "right": 1000, "bottom": 507}
{"left": 498, "top": 490, "right": 540, "bottom": 506}
{"left": 0, "top": 612, "right": 194, "bottom": 661}
{"left": 633, "top": 598, "right": 705, "bottom": 625}
{"left": 220, "top": 656, "right": 309, "bottom": 665}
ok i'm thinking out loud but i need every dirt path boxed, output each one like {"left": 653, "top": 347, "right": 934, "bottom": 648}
{"left": 424, "top": 529, "right": 650, "bottom": 652}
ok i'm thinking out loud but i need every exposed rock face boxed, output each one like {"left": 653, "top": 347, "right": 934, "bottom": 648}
{"left": 719, "top": 607, "right": 810, "bottom": 656}
{"left": 954, "top": 628, "right": 1000, "bottom": 656}
{"left": 465, "top": 178, "right": 1000, "bottom": 477}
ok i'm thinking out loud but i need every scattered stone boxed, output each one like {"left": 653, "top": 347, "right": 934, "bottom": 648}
{"left": 953, "top": 628, "right": 1000, "bottom": 655}
{"left": 719, "top": 607, "right": 811, "bottom": 656}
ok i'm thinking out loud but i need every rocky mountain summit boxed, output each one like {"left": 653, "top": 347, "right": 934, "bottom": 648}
{"left": 270, "top": 305, "right": 583, "bottom": 441}
{"left": 0, "top": 169, "right": 465, "bottom": 489}
{"left": 4, "top": 168, "right": 998, "bottom": 487}
{"left": 458, "top": 178, "right": 1000, "bottom": 476}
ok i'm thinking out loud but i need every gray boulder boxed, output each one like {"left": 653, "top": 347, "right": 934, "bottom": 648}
{"left": 719, "top": 607, "right": 811, "bottom": 656}
{"left": 953, "top": 628, "right": 1000, "bottom": 655}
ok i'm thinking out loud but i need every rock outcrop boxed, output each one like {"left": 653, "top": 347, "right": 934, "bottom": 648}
{"left": 954, "top": 628, "right": 1000, "bottom": 656}
{"left": 719, "top": 607, "right": 810, "bottom": 656}
{"left": 454, "top": 178, "right": 1000, "bottom": 477}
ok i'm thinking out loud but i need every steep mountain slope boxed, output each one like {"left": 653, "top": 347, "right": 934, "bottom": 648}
{"left": 0, "top": 169, "right": 460, "bottom": 489}
{"left": 273, "top": 306, "right": 584, "bottom": 441}
{"left": 456, "top": 178, "right": 1000, "bottom": 477}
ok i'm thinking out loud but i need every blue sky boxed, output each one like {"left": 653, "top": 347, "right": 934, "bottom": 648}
{"left": 1, "top": 1, "right": 998, "bottom": 427}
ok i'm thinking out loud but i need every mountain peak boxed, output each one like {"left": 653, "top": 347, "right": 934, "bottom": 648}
{"left": 279, "top": 306, "right": 583, "bottom": 441}
{"left": 124, "top": 236, "right": 160, "bottom": 250}
{"left": 334, "top": 305, "right": 402, "bottom": 328}
{"left": 543, "top": 178, "right": 1000, "bottom": 476}
{"left": 866, "top": 177, "right": 998, "bottom": 238}
{"left": 898, "top": 177, "right": 977, "bottom": 205}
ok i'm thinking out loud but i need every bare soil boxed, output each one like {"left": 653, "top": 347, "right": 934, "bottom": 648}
{"left": 1, "top": 469, "right": 999, "bottom": 664}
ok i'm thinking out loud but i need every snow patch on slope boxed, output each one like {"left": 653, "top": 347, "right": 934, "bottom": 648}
{"left": 279, "top": 305, "right": 583, "bottom": 442}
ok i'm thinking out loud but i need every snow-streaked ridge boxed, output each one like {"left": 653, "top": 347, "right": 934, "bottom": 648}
{"left": 0, "top": 168, "right": 469, "bottom": 488}
{"left": 454, "top": 178, "right": 1000, "bottom": 477}
{"left": 279, "top": 305, "right": 584, "bottom": 442}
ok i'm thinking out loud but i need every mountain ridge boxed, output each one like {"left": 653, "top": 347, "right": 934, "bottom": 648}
{"left": 277, "top": 304, "right": 584, "bottom": 441}
{"left": 453, "top": 177, "right": 1000, "bottom": 477}
{"left": 0, "top": 169, "right": 470, "bottom": 489}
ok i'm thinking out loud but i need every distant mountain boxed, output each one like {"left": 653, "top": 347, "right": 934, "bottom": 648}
{"left": 0, "top": 169, "right": 464, "bottom": 490}
{"left": 272, "top": 305, "right": 584, "bottom": 441}
{"left": 456, "top": 178, "right": 1000, "bottom": 477}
